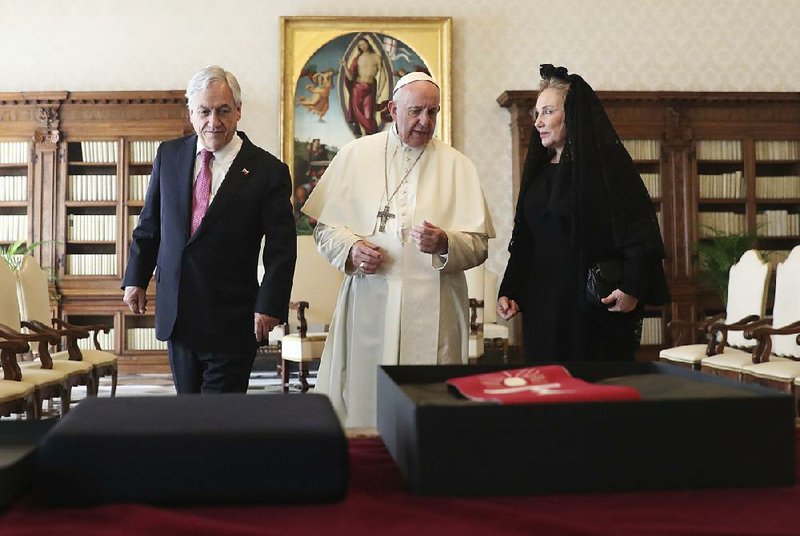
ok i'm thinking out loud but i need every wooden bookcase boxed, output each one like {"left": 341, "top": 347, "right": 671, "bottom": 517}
{"left": 0, "top": 91, "right": 192, "bottom": 373}
{"left": 498, "top": 91, "right": 800, "bottom": 361}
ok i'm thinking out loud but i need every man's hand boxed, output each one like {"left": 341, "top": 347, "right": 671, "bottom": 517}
{"left": 255, "top": 313, "right": 280, "bottom": 342}
{"left": 411, "top": 220, "right": 448, "bottom": 255}
{"left": 123, "top": 286, "right": 147, "bottom": 314}
{"left": 349, "top": 240, "right": 383, "bottom": 274}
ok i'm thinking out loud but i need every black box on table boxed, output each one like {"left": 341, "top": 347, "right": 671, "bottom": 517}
{"left": 38, "top": 393, "right": 348, "bottom": 506}
{"left": 376, "top": 362, "right": 796, "bottom": 495}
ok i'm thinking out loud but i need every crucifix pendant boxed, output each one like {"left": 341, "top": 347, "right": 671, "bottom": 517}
{"left": 376, "top": 205, "right": 395, "bottom": 232}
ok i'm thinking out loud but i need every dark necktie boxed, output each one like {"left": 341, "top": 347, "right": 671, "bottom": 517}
{"left": 191, "top": 149, "right": 213, "bottom": 235}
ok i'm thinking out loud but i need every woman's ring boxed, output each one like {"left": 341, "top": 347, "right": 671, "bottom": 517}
{"left": 359, "top": 261, "right": 366, "bottom": 271}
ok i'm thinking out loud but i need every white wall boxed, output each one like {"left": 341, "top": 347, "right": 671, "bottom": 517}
{"left": 3, "top": 0, "right": 799, "bottom": 273}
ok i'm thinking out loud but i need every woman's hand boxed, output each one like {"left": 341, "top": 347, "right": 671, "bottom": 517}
{"left": 601, "top": 289, "right": 639, "bottom": 313}
{"left": 497, "top": 296, "right": 520, "bottom": 320}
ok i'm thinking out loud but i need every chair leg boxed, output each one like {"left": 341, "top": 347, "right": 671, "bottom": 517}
{"left": 280, "top": 358, "right": 289, "bottom": 393}
{"left": 32, "top": 391, "right": 43, "bottom": 420}
{"left": 110, "top": 366, "right": 118, "bottom": 397}
{"left": 60, "top": 386, "right": 72, "bottom": 415}
{"left": 299, "top": 363, "right": 309, "bottom": 393}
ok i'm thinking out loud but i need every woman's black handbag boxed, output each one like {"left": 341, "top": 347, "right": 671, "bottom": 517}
{"left": 586, "top": 260, "right": 623, "bottom": 307}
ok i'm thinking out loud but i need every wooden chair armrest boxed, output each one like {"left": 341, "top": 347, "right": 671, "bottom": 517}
{"left": 23, "top": 319, "right": 90, "bottom": 359}
{"left": 51, "top": 318, "right": 93, "bottom": 337}
{"left": 707, "top": 314, "right": 762, "bottom": 355}
{"left": 699, "top": 312, "right": 727, "bottom": 331}
{"left": 723, "top": 314, "right": 762, "bottom": 332}
{"left": 0, "top": 323, "right": 58, "bottom": 368}
{"left": 21, "top": 319, "right": 83, "bottom": 339}
{"left": 0, "top": 340, "right": 28, "bottom": 381}
{"left": 750, "top": 320, "right": 800, "bottom": 338}
{"left": 469, "top": 298, "right": 484, "bottom": 335}
{"left": 743, "top": 317, "right": 775, "bottom": 339}
{"left": 51, "top": 318, "right": 111, "bottom": 337}
{"left": 667, "top": 313, "right": 724, "bottom": 346}
{"left": 293, "top": 301, "right": 310, "bottom": 338}
{"left": 745, "top": 320, "right": 800, "bottom": 364}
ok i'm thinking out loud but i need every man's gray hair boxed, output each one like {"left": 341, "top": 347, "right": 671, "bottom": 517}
{"left": 186, "top": 65, "right": 242, "bottom": 108}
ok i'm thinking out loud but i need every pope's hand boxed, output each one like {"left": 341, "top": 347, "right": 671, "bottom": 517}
{"left": 349, "top": 240, "right": 383, "bottom": 274}
{"left": 411, "top": 220, "right": 448, "bottom": 255}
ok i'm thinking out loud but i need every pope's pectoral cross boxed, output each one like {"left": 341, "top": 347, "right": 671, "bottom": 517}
{"left": 376, "top": 205, "right": 395, "bottom": 232}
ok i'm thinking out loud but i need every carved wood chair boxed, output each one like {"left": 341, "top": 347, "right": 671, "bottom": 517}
{"left": 279, "top": 235, "right": 343, "bottom": 392}
{"left": 466, "top": 266, "right": 509, "bottom": 362}
{"left": 0, "top": 258, "right": 91, "bottom": 414}
{"left": 659, "top": 249, "right": 770, "bottom": 374}
{"left": 482, "top": 269, "right": 510, "bottom": 359}
{"left": 0, "top": 339, "right": 38, "bottom": 419}
{"left": 732, "top": 247, "right": 800, "bottom": 406}
{"left": 16, "top": 256, "right": 117, "bottom": 396}
{"left": 465, "top": 266, "right": 486, "bottom": 362}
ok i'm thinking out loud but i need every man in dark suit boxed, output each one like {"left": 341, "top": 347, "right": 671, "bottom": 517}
{"left": 122, "top": 65, "right": 296, "bottom": 393}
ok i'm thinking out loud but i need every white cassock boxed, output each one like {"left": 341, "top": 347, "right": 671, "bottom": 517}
{"left": 302, "top": 127, "right": 495, "bottom": 427}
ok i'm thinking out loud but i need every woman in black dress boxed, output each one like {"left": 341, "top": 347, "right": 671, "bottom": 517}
{"left": 497, "top": 65, "right": 670, "bottom": 363}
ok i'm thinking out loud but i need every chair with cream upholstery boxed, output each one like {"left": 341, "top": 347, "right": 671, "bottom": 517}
{"left": 279, "top": 235, "right": 343, "bottom": 392}
{"left": 465, "top": 266, "right": 485, "bottom": 361}
{"left": 734, "top": 247, "right": 800, "bottom": 404}
{"left": 0, "top": 339, "right": 38, "bottom": 419}
{"left": 0, "top": 260, "right": 78, "bottom": 415}
{"left": 659, "top": 249, "right": 770, "bottom": 375}
{"left": 482, "top": 269, "right": 509, "bottom": 359}
{"left": 16, "top": 256, "right": 117, "bottom": 396}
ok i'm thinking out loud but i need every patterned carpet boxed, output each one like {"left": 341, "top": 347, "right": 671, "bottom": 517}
{"left": 8, "top": 366, "right": 317, "bottom": 420}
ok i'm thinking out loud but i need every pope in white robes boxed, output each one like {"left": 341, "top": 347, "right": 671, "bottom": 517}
{"left": 302, "top": 72, "right": 495, "bottom": 428}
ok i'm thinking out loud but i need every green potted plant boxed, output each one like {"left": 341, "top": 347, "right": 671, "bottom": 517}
{"left": 0, "top": 239, "right": 61, "bottom": 302}
{"left": 696, "top": 227, "right": 756, "bottom": 304}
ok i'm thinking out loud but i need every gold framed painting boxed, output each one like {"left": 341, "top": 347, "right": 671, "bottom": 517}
{"left": 280, "top": 16, "right": 452, "bottom": 234}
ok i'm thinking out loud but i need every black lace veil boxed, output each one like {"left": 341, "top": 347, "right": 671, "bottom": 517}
{"left": 516, "top": 65, "right": 666, "bottom": 305}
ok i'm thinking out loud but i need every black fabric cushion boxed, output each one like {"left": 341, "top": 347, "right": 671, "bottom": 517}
{"left": 38, "top": 394, "right": 348, "bottom": 506}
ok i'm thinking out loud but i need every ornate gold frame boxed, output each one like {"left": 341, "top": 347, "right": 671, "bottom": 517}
{"left": 280, "top": 16, "right": 452, "bottom": 186}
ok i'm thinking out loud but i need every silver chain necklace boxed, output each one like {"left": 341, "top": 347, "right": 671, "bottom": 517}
{"left": 376, "top": 133, "right": 425, "bottom": 232}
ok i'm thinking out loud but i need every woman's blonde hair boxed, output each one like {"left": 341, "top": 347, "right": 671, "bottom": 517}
{"left": 539, "top": 76, "right": 571, "bottom": 96}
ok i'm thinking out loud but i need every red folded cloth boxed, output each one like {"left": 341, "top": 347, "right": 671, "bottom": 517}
{"left": 446, "top": 365, "right": 641, "bottom": 405}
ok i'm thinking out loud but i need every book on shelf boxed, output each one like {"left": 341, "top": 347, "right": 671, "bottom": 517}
{"left": 0, "top": 214, "right": 28, "bottom": 242}
{"left": 640, "top": 173, "right": 661, "bottom": 198}
{"left": 126, "top": 327, "right": 167, "bottom": 351}
{"left": 0, "top": 141, "right": 29, "bottom": 164}
{"left": 640, "top": 317, "right": 663, "bottom": 345}
{"left": 65, "top": 254, "right": 117, "bottom": 276}
{"left": 755, "top": 176, "right": 800, "bottom": 199}
{"left": 698, "top": 212, "right": 746, "bottom": 236}
{"left": 0, "top": 175, "right": 27, "bottom": 202}
{"left": 67, "top": 175, "right": 117, "bottom": 201}
{"left": 756, "top": 210, "right": 800, "bottom": 237}
{"left": 129, "top": 140, "right": 163, "bottom": 163}
{"left": 696, "top": 140, "right": 742, "bottom": 161}
{"left": 79, "top": 141, "right": 118, "bottom": 163}
{"left": 67, "top": 214, "right": 117, "bottom": 241}
{"left": 698, "top": 171, "right": 744, "bottom": 199}
{"left": 128, "top": 174, "right": 151, "bottom": 201}
{"left": 755, "top": 140, "right": 800, "bottom": 160}
{"left": 128, "top": 215, "right": 140, "bottom": 239}
{"left": 622, "top": 139, "right": 660, "bottom": 160}
{"left": 446, "top": 365, "right": 641, "bottom": 405}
